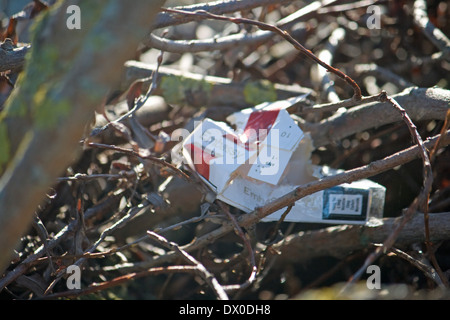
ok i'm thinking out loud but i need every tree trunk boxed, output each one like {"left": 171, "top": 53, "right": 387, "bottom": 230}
{"left": 0, "top": 0, "right": 166, "bottom": 274}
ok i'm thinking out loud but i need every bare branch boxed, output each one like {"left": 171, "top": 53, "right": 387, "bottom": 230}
{"left": 413, "top": 0, "right": 450, "bottom": 56}
{"left": 345, "top": 93, "right": 435, "bottom": 285}
{"left": 122, "top": 61, "right": 314, "bottom": 108}
{"left": 40, "top": 265, "right": 199, "bottom": 300}
{"left": 271, "top": 212, "right": 450, "bottom": 265}
{"left": 297, "top": 91, "right": 385, "bottom": 115}
{"left": 152, "top": 0, "right": 337, "bottom": 30}
{"left": 146, "top": 27, "right": 273, "bottom": 53}
{"left": 389, "top": 248, "right": 446, "bottom": 288}
{"left": 147, "top": 2, "right": 331, "bottom": 53}
{"left": 106, "top": 130, "right": 450, "bottom": 274}
{"left": 305, "top": 87, "right": 450, "bottom": 148}
{"left": 311, "top": 27, "right": 346, "bottom": 103}
{"left": 161, "top": 7, "right": 362, "bottom": 100}
{"left": 147, "top": 231, "right": 229, "bottom": 300}
{"left": 218, "top": 202, "right": 257, "bottom": 293}
{"left": 350, "top": 63, "right": 415, "bottom": 91}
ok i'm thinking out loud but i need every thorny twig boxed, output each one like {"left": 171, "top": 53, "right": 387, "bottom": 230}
{"left": 152, "top": 0, "right": 337, "bottom": 30}
{"left": 148, "top": 1, "right": 334, "bottom": 54}
{"left": 161, "top": 7, "right": 362, "bottom": 100}
{"left": 424, "top": 110, "right": 450, "bottom": 286}
{"left": 344, "top": 93, "right": 440, "bottom": 287}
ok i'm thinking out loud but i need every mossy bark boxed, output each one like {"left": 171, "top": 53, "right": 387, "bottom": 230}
{"left": 0, "top": 0, "right": 166, "bottom": 274}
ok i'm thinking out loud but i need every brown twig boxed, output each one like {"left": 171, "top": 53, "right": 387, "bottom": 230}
{"left": 264, "top": 205, "right": 293, "bottom": 245}
{"left": 345, "top": 93, "right": 438, "bottom": 286}
{"left": 269, "top": 212, "right": 450, "bottom": 265}
{"left": 0, "top": 220, "right": 75, "bottom": 291}
{"left": 43, "top": 201, "right": 154, "bottom": 295}
{"left": 429, "top": 110, "right": 450, "bottom": 162}
{"left": 32, "top": 214, "right": 54, "bottom": 272}
{"left": 147, "top": 1, "right": 333, "bottom": 54}
{"left": 107, "top": 130, "right": 450, "bottom": 275}
{"left": 305, "top": 87, "right": 450, "bottom": 148}
{"left": 312, "top": 27, "right": 346, "bottom": 103}
{"left": 298, "top": 91, "right": 385, "bottom": 116}
{"left": 0, "top": 190, "right": 130, "bottom": 291}
{"left": 161, "top": 7, "right": 362, "bottom": 100}
{"left": 389, "top": 247, "right": 446, "bottom": 288}
{"left": 86, "top": 142, "right": 190, "bottom": 181}
{"left": 217, "top": 201, "right": 257, "bottom": 293}
{"left": 424, "top": 110, "right": 450, "bottom": 286}
{"left": 152, "top": 0, "right": 336, "bottom": 30}
{"left": 147, "top": 231, "right": 229, "bottom": 300}
{"left": 39, "top": 265, "right": 199, "bottom": 300}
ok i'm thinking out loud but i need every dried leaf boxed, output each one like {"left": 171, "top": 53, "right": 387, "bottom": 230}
{"left": 1, "top": 0, "right": 49, "bottom": 42}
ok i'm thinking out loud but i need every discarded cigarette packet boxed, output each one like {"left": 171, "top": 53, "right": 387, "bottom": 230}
{"left": 177, "top": 95, "right": 385, "bottom": 225}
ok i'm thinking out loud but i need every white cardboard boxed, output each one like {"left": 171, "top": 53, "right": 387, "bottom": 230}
{"left": 180, "top": 96, "right": 385, "bottom": 224}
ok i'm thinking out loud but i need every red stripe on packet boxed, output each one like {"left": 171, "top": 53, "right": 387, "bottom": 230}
{"left": 186, "top": 143, "right": 215, "bottom": 180}
{"left": 242, "top": 109, "right": 280, "bottom": 143}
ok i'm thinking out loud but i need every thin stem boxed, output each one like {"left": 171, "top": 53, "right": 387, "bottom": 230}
{"left": 218, "top": 201, "right": 257, "bottom": 292}
{"left": 147, "top": 231, "right": 229, "bottom": 300}
{"left": 161, "top": 7, "right": 362, "bottom": 100}
{"left": 345, "top": 94, "right": 438, "bottom": 287}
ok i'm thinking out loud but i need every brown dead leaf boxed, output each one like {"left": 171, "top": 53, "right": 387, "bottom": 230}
{"left": 1, "top": 0, "right": 49, "bottom": 43}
